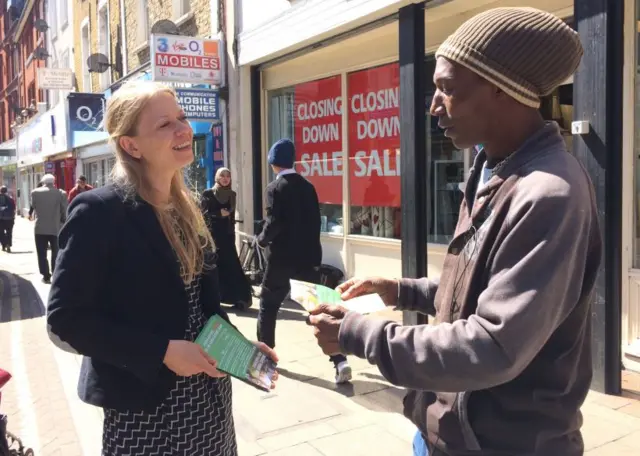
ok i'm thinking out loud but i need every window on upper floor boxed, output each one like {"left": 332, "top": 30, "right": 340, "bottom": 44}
{"left": 25, "top": 30, "right": 33, "bottom": 56}
{"left": 27, "top": 82, "right": 36, "bottom": 108}
{"left": 81, "top": 20, "right": 91, "bottom": 91}
{"left": 49, "top": 0, "right": 58, "bottom": 39}
{"left": 11, "top": 47, "right": 20, "bottom": 81}
{"left": 137, "top": 0, "right": 149, "bottom": 45}
{"left": 60, "top": 48, "right": 70, "bottom": 69}
{"left": 173, "top": 0, "right": 191, "bottom": 20}
{"left": 59, "top": 0, "right": 68, "bottom": 28}
{"left": 97, "top": 4, "right": 111, "bottom": 89}
{"left": 0, "top": 105, "right": 6, "bottom": 142}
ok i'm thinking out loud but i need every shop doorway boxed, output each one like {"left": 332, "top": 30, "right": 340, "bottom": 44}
{"left": 185, "top": 134, "right": 208, "bottom": 195}
{"left": 52, "top": 159, "right": 76, "bottom": 193}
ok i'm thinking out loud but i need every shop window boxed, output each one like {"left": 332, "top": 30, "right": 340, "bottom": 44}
{"left": 267, "top": 76, "right": 344, "bottom": 234}
{"left": 539, "top": 82, "right": 574, "bottom": 152}
{"left": 86, "top": 161, "right": 101, "bottom": 188}
{"left": 347, "top": 63, "right": 401, "bottom": 238}
{"left": 185, "top": 135, "right": 208, "bottom": 196}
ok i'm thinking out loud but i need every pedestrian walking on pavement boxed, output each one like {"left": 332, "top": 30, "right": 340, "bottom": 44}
{"left": 46, "top": 80, "right": 277, "bottom": 456}
{"left": 30, "top": 174, "right": 67, "bottom": 283}
{"left": 200, "top": 167, "right": 252, "bottom": 310}
{"left": 28, "top": 182, "right": 43, "bottom": 220}
{"left": 0, "top": 186, "right": 16, "bottom": 253}
{"left": 256, "top": 138, "right": 352, "bottom": 384}
{"left": 67, "top": 175, "right": 94, "bottom": 203}
{"left": 309, "top": 8, "right": 601, "bottom": 456}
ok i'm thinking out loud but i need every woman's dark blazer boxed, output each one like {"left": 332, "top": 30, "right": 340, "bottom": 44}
{"left": 46, "top": 184, "right": 232, "bottom": 413}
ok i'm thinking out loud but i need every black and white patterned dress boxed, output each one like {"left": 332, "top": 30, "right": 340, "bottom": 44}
{"left": 101, "top": 276, "right": 238, "bottom": 456}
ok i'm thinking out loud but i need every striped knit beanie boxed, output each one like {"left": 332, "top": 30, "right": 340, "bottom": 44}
{"left": 436, "top": 7, "right": 583, "bottom": 109}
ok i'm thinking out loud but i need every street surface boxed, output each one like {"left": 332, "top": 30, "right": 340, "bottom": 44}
{"left": 1, "top": 217, "right": 640, "bottom": 455}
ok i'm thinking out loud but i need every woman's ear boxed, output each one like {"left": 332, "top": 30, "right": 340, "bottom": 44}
{"left": 119, "top": 136, "right": 141, "bottom": 159}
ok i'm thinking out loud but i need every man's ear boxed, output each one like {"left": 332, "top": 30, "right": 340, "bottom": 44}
{"left": 119, "top": 136, "right": 141, "bottom": 159}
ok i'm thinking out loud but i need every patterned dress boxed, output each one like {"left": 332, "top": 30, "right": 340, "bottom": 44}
{"left": 101, "top": 276, "right": 238, "bottom": 456}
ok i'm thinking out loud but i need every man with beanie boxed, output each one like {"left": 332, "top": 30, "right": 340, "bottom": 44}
{"left": 257, "top": 138, "right": 352, "bottom": 384}
{"left": 309, "top": 8, "right": 601, "bottom": 456}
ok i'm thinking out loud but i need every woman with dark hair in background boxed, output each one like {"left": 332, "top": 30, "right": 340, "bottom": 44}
{"left": 201, "top": 168, "right": 252, "bottom": 310}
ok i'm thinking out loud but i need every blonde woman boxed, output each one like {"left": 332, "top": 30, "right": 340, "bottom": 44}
{"left": 200, "top": 168, "right": 252, "bottom": 310}
{"left": 46, "top": 81, "right": 277, "bottom": 455}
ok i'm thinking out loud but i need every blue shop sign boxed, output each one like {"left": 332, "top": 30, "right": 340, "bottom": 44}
{"left": 68, "top": 92, "right": 109, "bottom": 148}
{"left": 175, "top": 89, "right": 219, "bottom": 121}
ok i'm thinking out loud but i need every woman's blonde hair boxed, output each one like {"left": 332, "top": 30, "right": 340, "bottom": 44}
{"left": 104, "top": 80, "right": 213, "bottom": 284}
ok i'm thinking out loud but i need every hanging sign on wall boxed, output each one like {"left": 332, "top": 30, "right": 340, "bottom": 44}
{"left": 151, "top": 34, "right": 222, "bottom": 86}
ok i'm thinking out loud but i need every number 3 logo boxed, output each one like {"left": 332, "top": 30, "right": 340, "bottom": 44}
{"left": 157, "top": 38, "right": 168, "bottom": 53}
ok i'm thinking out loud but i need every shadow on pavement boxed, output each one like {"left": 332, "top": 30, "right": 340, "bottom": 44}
{"left": 0, "top": 270, "right": 45, "bottom": 322}
{"left": 278, "top": 366, "right": 406, "bottom": 414}
{"left": 3, "top": 250, "right": 33, "bottom": 255}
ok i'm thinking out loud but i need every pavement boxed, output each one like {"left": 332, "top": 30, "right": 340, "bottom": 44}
{"left": 0, "top": 217, "right": 639, "bottom": 455}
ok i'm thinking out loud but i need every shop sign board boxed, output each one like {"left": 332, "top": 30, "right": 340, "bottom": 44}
{"left": 293, "top": 75, "right": 343, "bottom": 205}
{"left": 68, "top": 92, "right": 109, "bottom": 148}
{"left": 176, "top": 89, "right": 219, "bottom": 121}
{"left": 37, "top": 67, "right": 74, "bottom": 90}
{"left": 151, "top": 34, "right": 222, "bottom": 86}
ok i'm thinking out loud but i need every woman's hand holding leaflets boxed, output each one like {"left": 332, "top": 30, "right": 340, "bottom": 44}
{"left": 252, "top": 341, "right": 280, "bottom": 390}
{"left": 337, "top": 277, "right": 399, "bottom": 307}
{"left": 164, "top": 340, "right": 227, "bottom": 378}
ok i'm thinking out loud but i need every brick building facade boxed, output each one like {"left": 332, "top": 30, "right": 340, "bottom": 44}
{"left": 0, "top": 0, "right": 47, "bottom": 144}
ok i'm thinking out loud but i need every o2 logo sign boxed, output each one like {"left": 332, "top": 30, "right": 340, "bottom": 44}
{"left": 73, "top": 102, "right": 103, "bottom": 130}
{"left": 188, "top": 41, "right": 201, "bottom": 54}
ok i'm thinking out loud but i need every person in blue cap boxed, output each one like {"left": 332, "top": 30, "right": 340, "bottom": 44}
{"left": 256, "top": 138, "right": 352, "bottom": 384}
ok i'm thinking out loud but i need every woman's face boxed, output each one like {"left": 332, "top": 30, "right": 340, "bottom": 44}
{"left": 218, "top": 172, "right": 231, "bottom": 187}
{"left": 121, "top": 92, "right": 193, "bottom": 174}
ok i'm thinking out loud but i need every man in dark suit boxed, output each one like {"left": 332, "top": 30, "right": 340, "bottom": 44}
{"left": 257, "top": 139, "right": 352, "bottom": 384}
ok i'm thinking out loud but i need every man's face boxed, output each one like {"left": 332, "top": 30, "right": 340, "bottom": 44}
{"left": 430, "top": 57, "right": 499, "bottom": 149}
{"left": 77, "top": 179, "right": 86, "bottom": 188}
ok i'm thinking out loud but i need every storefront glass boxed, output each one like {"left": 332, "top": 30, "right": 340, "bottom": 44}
{"left": 265, "top": 58, "right": 470, "bottom": 243}
{"left": 185, "top": 135, "right": 209, "bottom": 196}
{"left": 268, "top": 76, "right": 344, "bottom": 234}
{"left": 348, "top": 63, "right": 401, "bottom": 238}
{"left": 84, "top": 157, "right": 114, "bottom": 188}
